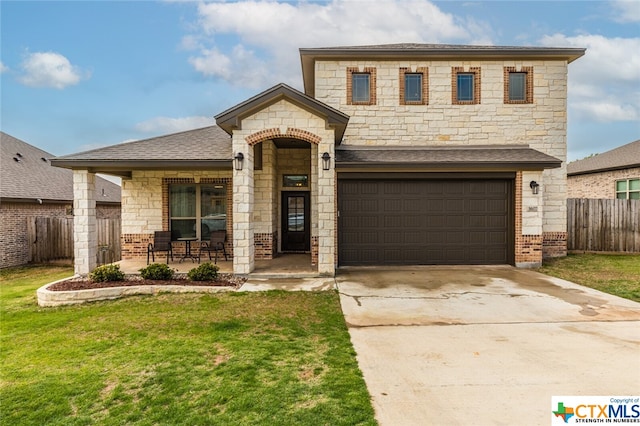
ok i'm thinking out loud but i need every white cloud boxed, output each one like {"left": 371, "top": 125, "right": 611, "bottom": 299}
{"left": 18, "top": 51, "right": 88, "bottom": 89}
{"left": 0, "top": 62, "right": 8, "bottom": 73}
{"left": 541, "top": 33, "right": 640, "bottom": 123}
{"left": 611, "top": 0, "right": 640, "bottom": 23}
{"left": 135, "top": 116, "right": 214, "bottom": 134}
{"left": 187, "top": 0, "right": 488, "bottom": 88}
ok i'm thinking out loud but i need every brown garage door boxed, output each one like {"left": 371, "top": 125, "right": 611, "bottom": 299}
{"left": 338, "top": 178, "right": 514, "bottom": 265}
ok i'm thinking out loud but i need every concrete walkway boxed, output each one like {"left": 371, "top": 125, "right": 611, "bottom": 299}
{"left": 336, "top": 266, "right": 640, "bottom": 425}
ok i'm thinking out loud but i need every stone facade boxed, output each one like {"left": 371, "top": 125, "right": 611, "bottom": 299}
{"left": 314, "top": 59, "right": 570, "bottom": 266}
{"left": 230, "top": 99, "right": 336, "bottom": 275}
{"left": 567, "top": 167, "right": 640, "bottom": 198}
{"left": 119, "top": 170, "right": 233, "bottom": 261}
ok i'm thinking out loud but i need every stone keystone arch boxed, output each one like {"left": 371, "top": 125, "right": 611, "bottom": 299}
{"left": 245, "top": 127, "right": 322, "bottom": 146}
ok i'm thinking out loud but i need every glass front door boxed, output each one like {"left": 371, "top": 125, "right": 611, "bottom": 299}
{"left": 281, "top": 192, "right": 310, "bottom": 252}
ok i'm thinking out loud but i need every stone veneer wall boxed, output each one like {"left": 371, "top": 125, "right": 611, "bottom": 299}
{"left": 315, "top": 59, "right": 569, "bottom": 252}
{"left": 567, "top": 167, "right": 640, "bottom": 199}
{"left": 232, "top": 99, "right": 336, "bottom": 275}
{"left": 120, "top": 171, "right": 232, "bottom": 261}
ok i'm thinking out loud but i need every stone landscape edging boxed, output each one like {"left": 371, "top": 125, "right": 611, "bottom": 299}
{"left": 37, "top": 276, "right": 234, "bottom": 307}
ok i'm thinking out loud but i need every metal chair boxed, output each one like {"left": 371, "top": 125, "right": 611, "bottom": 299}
{"left": 198, "top": 230, "right": 228, "bottom": 263}
{"left": 147, "top": 231, "right": 173, "bottom": 264}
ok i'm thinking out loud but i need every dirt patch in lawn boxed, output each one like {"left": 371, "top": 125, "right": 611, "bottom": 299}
{"left": 47, "top": 274, "right": 246, "bottom": 291}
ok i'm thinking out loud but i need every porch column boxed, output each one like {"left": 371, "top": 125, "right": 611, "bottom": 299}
{"left": 73, "top": 170, "right": 97, "bottom": 276}
{"left": 317, "top": 143, "right": 336, "bottom": 276}
{"left": 232, "top": 140, "right": 254, "bottom": 275}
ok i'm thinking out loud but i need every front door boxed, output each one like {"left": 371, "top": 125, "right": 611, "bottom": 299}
{"left": 281, "top": 192, "right": 310, "bottom": 252}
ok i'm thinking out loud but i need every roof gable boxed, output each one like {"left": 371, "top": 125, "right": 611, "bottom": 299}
{"left": 567, "top": 140, "right": 640, "bottom": 176}
{"left": 0, "top": 132, "right": 121, "bottom": 203}
{"left": 215, "top": 83, "right": 349, "bottom": 144}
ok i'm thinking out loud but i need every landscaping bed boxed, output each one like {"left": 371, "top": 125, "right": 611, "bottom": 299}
{"left": 46, "top": 273, "right": 245, "bottom": 291}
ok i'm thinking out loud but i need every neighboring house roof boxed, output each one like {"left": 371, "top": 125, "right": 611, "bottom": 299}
{"left": 300, "top": 43, "right": 586, "bottom": 96}
{"left": 51, "top": 126, "right": 231, "bottom": 177}
{"left": 567, "top": 140, "right": 640, "bottom": 176}
{"left": 336, "top": 145, "right": 562, "bottom": 170}
{"left": 0, "top": 132, "right": 121, "bottom": 204}
{"left": 215, "top": 83, "right": 350, "bottom": 144}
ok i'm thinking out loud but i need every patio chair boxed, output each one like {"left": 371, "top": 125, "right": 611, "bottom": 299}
{"left": 198, "top": 230, "right": 228, "bottom": 264}
{"left": 147, "top": 231, "right": 173, "bottom": 264}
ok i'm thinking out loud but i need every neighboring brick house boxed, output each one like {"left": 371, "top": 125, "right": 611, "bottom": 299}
{"left": 0, "top": 132, "right": 121, "bottom": 268}
{"left": 52, "top": 43, "right": 584, "bottom": 276}
{"left": 567, "top": 139, "right": 640, "bottom": 199}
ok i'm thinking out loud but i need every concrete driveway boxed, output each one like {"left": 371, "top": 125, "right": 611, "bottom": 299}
{"left": 336, "top": 266, "right": 640, "bottom": 426}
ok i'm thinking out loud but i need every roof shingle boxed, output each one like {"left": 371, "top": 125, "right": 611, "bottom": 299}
{"left": 336, "top": 145, "right": 562, "bottom": 170}
{"left": 567, "top": 140, "right": 640, "bottom": 175}
{"left": 1, "top": 132, "right": 121, "bottom": 203}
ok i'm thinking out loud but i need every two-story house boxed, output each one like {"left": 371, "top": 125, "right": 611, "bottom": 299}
{"left": 52, "top": 43, "right": 584, "bottom": 276}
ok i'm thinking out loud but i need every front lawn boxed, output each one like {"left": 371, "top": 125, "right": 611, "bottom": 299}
{"left": 0, "top": 265, "right": 376, "bottom": 425}
{"left": 538, "top": 253, "right": 640, "bottom": 302}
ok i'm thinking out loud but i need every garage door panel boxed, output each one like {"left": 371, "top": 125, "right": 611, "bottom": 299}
{"left": 338, "top": 179, "right": 513, "bottom": 265}
{"left": 446, "top": 215, "right": 464, "bottom": 227}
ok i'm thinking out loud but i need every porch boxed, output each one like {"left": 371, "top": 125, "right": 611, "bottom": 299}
{"left": 116, "top": 253, "right": 318, "bottom": 278}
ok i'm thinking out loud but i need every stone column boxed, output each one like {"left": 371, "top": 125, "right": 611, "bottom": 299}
{"left": 317, "top": 142, "right": 335, "bottom": 276}
{"left": 73, "top": 170, "right": 97, "bottom": 276}
{"left": 232, "top": 137, "right": 254, "bottom": 275}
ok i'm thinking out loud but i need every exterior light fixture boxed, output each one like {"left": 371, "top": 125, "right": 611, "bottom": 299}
{"left": 322, "top": 152, "right": 331, "bottom": 171}
{"left": 530, "top": 180, "right": 540, "bottom": 195}
{"left": 234, "top": 152, "right": 244, "bottom": 171}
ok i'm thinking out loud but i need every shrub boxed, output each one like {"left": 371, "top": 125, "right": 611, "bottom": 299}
{"left": 187, "top": 262, "right": 219, "bottom": 281}
{"left": 90, "top": 264, "right": 125, "bottom": 282}
{"left": 139, "top": 263, "right": 174, "bottom": 280}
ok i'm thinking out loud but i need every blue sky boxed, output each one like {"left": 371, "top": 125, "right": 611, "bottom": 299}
{"left": 2, "top": 0, "right": 639, "bottom": 165}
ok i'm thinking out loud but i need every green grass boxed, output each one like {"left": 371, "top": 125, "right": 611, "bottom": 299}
{"left": 0, "top": 265, "right": 376, "bottom": 426}
{"left": 538, "top": 254, "right": 640, "bottom": 302}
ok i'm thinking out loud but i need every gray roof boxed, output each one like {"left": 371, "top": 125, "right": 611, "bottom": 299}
{"left": 51, "top": 126, "right": 232, "bottom": 177}
{"left": 1, "top": 132, "right": 121, "bottom": 204}
{"left": 567, "top": 140, "right": 640, "bottom": 176}
{"left": 216, "top": 83, "right": 349, "bottom": 144}
{"left": 336, "top": 145, "right": 562, "bottom": 170}
{"left": 300, "top": 42, "right": 586, "bottom": 96}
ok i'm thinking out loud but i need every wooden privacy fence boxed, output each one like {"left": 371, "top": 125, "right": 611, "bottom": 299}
{"left": 567, "top": 198, "right": 640, "bottom": 252}
{"left": 27, "top": 217, "right": 122, "bottom": 264}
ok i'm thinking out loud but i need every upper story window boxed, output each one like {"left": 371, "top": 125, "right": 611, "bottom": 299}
{"left": 347, "top": 67, "right": 377, "bottom": 105}
{"left": 452, "top": 67, "right": 481, "bottom": 105}
{"left": 616, "top": 178, "right": 640, "bottom": 199}
{"left": 504, "top": 66, "right": 533, "bottom": 104}
{"left": 399, "top": 67, "right": 428, "bottom": 105}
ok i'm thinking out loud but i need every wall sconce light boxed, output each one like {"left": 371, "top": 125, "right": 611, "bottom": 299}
{"left": 234, "top": 152, "right": 244, "bottom": 171}
{"left": 530, "top": 180, "right": 540, "bottom": 195}
{"left": 322, "top": 152, "right": 331, "bottom": 171}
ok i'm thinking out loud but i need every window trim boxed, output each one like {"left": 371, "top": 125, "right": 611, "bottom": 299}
{"left": 399, "top": 67, "right": 429, "bottom": 105}
{"left": 452, "top": 67, "right": 481, "bottom": 105}
{"left": 615, "top": 178, "right": 640, "bottom": 199}
{"left": 169, "top": 182, "right": 227, "bottom": 240}
{"left": 163, "top": 178, "right": 231, "bottom": 241}
{"left": 504, "top": 66, "right": 533, "bottom": 104}
{"left": 347, "top": 67, "right": 376, "bottom": 105}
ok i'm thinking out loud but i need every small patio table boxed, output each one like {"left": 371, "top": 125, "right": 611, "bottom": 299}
{"left": 177, "top": 237, "right": 198, "bottom": 263}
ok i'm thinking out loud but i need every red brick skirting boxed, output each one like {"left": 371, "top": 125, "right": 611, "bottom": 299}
{"left": 311, "top": 236, "right": 319, "bottom": 266}
{"left": 255, "top": 232, "right": 276, "bottom": 260}
{"left": 542, "top": 232, "right": 567, "bottom": 258}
